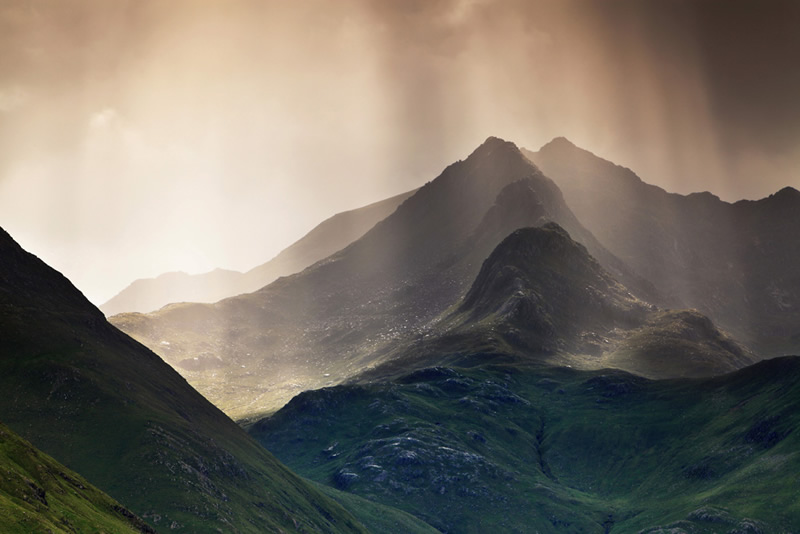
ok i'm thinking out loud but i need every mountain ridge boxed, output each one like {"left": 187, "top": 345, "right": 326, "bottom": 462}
{"left": 527, "top": 138, "right": 800, "bottom": 354}
{"left": 0, "top": 226, "right": 368, "bottom": 533}
{"left": 101, "top": 189, "right": 416, "bottom": 316}
{"left": 356, "top": 223, "right": 751, "bottom": 383}
{"left": 112, "top": 136, "right": 662, "bottom": 419}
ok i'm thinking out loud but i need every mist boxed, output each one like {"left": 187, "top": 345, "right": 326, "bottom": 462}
{"left": 1, "top": 0, "right": 798, "bottom": 304}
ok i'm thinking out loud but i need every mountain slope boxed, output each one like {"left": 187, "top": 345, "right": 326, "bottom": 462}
{"left": 0, "top": 421, "right": 154, "bottom": 534}
{"left": 112, "top": 137, "right": 653, "bottom": 419}
{"left": 526, "top": 138, "right": 800, "bottom": 354}
{"left": 100, "top": 189, "right": 415, "bottom": 316}
{"left": 0, "top": 227, "right": 368, "bottom": 533}
{"left": 359, "top": 224, "right": 751, "bottom": 382}
{"left": 251, "top": 357, "right": 800, "bottom": 533}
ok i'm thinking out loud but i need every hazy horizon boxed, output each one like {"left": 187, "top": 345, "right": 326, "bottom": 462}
{"left": 1, "top": 0, "right": 799, "bottom": 304}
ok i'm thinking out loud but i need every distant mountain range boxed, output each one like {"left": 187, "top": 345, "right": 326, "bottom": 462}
{"left": 111, "top": 136, "right": 765, "bottom": 420}
{"left": 526, "top": 138, "right": 800, "bottom": 354}
{"left": 0, "top": 227, "right": 368, "bottom": 533}
{"left": 100, "top": 190, "right": 416, "bottom": 316}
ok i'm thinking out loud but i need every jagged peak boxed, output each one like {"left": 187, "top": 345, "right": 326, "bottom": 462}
{"left": 540, "top": 136, "right": 578, "bottom": 151}
{"left": 493, "top": 223, "right": 576, "bottom": 256}
{"left": 467, "top": 136, "right": 522, "bottom": 160}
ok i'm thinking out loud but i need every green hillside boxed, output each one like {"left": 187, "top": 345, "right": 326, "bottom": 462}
{"left": 0, "top": 421, "right": 153, "bottom": 534}
{"left": 0, "top": 225, "right": 367, "bottom": 533}
{"left": 252, "top": 357, "right": 800, "bottom": 532}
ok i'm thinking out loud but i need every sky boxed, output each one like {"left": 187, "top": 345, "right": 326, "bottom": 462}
{"left": 1, "top": 0, "right": 799, "bottom": 305}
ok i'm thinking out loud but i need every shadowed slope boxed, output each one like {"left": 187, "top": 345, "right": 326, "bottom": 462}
{"left": 0, "top": 227, "right": 367, "bottom": 534}
{"left": 0, "top": 421, "right": 154, "bottom": 534}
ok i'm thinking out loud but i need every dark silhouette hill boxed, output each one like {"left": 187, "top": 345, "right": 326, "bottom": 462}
{"left": 0, "top": 227, "right": 367, "bottom": 533}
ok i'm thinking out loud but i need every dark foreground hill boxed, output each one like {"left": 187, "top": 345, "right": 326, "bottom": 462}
{"left": 527, "top": 138, "right": 800, "bottom": 355}
{"left": 252, "top": 356, "right": 800, "bottom": 533}
{"left": 111, "top": 137, "right": 660, "bottom": 419}
{"left": 0, "top": 227, "right": 367, "bottom": 533}
{"left": 0, "top": 421, "right": 154, "bottom": 534}
{"left": 101, "top": 189, "right": 415, "bottom": 316}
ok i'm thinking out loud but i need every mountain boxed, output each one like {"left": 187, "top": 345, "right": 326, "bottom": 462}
{"left": 250, "top": 356, "right": 800, "bottom": 533}
{"left": 100, "top": 189, "right": 416, "bottom": 316}
{"left": 0, "top": 421, "right": 154, "bottom": 534}
{"left": 526, "top": 138, "right": 800, "bottom": 355}
{"left": 0, "top": 226, "right": 368, "bottom": 533}
{"left": 111, "top": 137, "right": 657, "bottom": 420}
{"left": 357, "top": 224, "right": 752, "bottom": 382}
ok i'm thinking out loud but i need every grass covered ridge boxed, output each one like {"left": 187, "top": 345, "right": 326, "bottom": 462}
{"left": 252, "top": 357, "right": 800, "bottom": 533}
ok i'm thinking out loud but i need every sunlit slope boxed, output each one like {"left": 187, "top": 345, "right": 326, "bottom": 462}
{"left": 0, "top": 227, "right": 368, "bottom": 534}
{"left": 527, "top": 137, "right": 800, "bottom": 355}
{"left": 0, "top": 421, "right": 154, "bottom": 534}
{"left": 101, "top": 189, "right": 416, "bottom": 316}
{"left": 251, "top": 357, "right": 800, "bottom": 533}
{"left": 357, "top": 224, "right": 752, "bottom": 383}
{"left": 112, "top": 137, "right": 651, "bottom": 419}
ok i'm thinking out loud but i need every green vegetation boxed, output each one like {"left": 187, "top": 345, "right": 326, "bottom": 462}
{"left": 252, "top": 357, "right": 800, "bottom": 533}
{"left": 0, "top": 421, "right": 153, "bottom": 534}
{"left": 0, "top": 227, "right": 367, "bottom": 533}
{"left": 309, "top": 480, "right": 440, "bottom": 534}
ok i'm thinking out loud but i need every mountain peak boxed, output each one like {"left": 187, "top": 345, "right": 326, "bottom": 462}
{"left": 457, "top": 223, "right": 646, "bottom": 354}
{"left": 773, "top": 186, "right": 800, "bottom": 200}
{"left": 543, "top": 136, "right": 577, "bottom": 148}
{"left": 468, "top": 136, "right": 521, "bottom": 160}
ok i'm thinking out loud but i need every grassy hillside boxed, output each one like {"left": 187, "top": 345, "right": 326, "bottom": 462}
{"left": 0, "top": 421, "right": 153, "bottom": 534}
{"left": 0, "top": 226, "right": 367, "bottom": 533}
{"left": 309, "top": 480, "right": 439, "bottom": 534}
{"left": 252, "top": 357, "right": 800, "bottom": 533}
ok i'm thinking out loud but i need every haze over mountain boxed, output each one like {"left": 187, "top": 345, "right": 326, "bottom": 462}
{"left": 112, "top": 137, "right": 642, "bottom": 417}
{"left": 3, "top": 1, "right": 800, "bottom": 307}
{"left": 112, "top": 137, "right": 752, "bottom": 421}
{"left": 527, "top": 138, "right": 800, "bottom": 355}
{"left": 363, "top": 223, "right": 751, "bottom": 383}
{"left": 101, "top": 189, "right": 415, "bottom": 316}
{"left": 0, "top": 226, "right": 368, "bottom": 533}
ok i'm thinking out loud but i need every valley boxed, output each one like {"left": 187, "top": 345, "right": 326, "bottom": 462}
{"left": 2, "top": 136, "right": 798, "bottom": 533}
